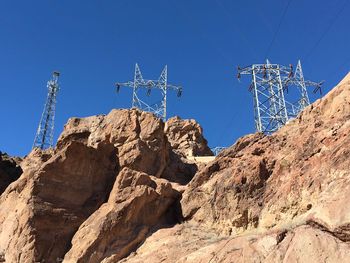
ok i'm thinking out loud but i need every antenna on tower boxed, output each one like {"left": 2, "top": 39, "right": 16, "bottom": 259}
{"left": 33, "top": 71, "right": 60, "bottom": 150}
{"left": 237, "top": 60, "right": 323, "bottom": 134}
{"left": 115, "top": 63, "right": 182, "bottom": 120}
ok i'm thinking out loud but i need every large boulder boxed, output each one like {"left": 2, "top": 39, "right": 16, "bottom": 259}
{"left": 63, "top": 167, "right": 180, "bottom": 263}
{"left": 165, "top": 116, "right": 213, "bottom": 157}
{"left": 58, "top": 109, "right": 169, "bottom": 177}
{"left": 0, "top": 141, "right": 118, "bottom": 262}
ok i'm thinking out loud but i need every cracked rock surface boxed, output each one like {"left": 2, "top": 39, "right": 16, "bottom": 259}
{"left": 124, "top": 73, "right": 350, "bottom": 262}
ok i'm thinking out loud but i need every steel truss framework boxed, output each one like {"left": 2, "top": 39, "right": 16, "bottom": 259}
{"left": 33, "top": 71, "right": 60, "bottom": 149}
{"left": 116, "top": 63, "right": 182, "bottom": 120}
{"left": 238, "top": 60, "right": 322, "bottom": 134}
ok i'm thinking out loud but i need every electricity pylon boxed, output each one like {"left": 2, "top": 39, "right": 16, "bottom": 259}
{"left": 33, "top": 71, "right": 60, "bottom": 150}
{"left": 283, "top": 60, "right": 323, "bottom": 115}
{"left": 237, "top": 61, "right": 289, "bottom": 133}
{"left": 237, "top": 60, "right": 322, "bottom": 134}
{"left": 116, "top": 63, "right": 182, "bottom": 120}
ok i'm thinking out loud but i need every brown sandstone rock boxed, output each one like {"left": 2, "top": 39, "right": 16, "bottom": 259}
{"left": 19, "top": 147, "right": 53, "bottom": 174}
{"left": 0, "top": 108, "right": 209, "bottom": 262}
{"left": 162, "top": 116, "right": 213, "bottom": 185}
{"left": 180, "top": 72, "right": 350, "bottom": 237}
{"left": 165, "top": 116, "right": 213, "bottom": 157}
{"left": 0, "top": 141, "right": 118, "bottom": 262}
{"left": 63, "top": 167, "right": 180, "bottom": 263}
{"left": 122, "top": 223, "right": 350, "bottom": 263}
{"left": 122, "top": 72, "right": 350, "bottom": 262}
{"left": 58, "top": 109, "right": 169, "bottom": 177}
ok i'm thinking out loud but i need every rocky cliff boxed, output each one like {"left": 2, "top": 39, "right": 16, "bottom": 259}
{"left": 0, "top": 73, "right": 349, "bottom": 263}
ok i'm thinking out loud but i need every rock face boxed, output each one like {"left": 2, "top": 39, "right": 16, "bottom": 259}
{"left": 124, "top": 72, "right": 350, "bottom": 262}
{"left": 0, "top": 109, "right": 209, "bottom": 262}
{"left": 58, "top": 109, "right": 169, "bottom": 177}
{"left": 0, "top": 73, "right": 349, "bottom": 263}
{"left": 122, "top": 223, "right": 350, "bottom": 263}
{"left": 64, "top": 167, "right": 180, "bottom": 263}
{"left": 0, "top": 152, "right": 22, "bottom": 194}
{"left": 165, "top": 116, "right": 213, "bottom": 157}
{"left": 162, "top": 116, "right": 213, "bottom": 185}
{"left": 0, "top": 141, "right": 118, "bottom": 262}
{"left": 181, "top": 72, "right": 350, "bottom": 237}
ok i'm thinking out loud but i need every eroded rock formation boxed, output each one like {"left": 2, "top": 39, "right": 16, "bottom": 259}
{"left": 0, "top": 141, "right": 118, "bottom": 262}
{"left": 165, "top": 116, "right": 213, "bottom": 157}
{"left": 124, "top": 72, "right": 350, "bottom": 262}
{"left": 64, "top": 167, "right": 180, "bottom": 263}
{"left": 0, "top": 109, "right": 209, "bottom": 262}
{"left": 0, "top": 73, "right": 349, "bottom": 262}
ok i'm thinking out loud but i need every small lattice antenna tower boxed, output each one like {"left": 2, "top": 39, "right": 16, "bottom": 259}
{"left": 33, "top": 71, "right": 60, "bottom": 150}
{"left": 116, "top": 63, "right": 182, "bottom": 120}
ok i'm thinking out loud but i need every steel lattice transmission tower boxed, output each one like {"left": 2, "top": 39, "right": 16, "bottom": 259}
{"left": 115, "top": 63, "right": 182, "bottom": 120}
{"left": 283, "top": 60, "right": 323, "bottom": 114}
{"left": 237, "top": 60, "right": 322, "bottom": 134}
{"left": 33, "top": 71, "right": 60, "bottom": 150}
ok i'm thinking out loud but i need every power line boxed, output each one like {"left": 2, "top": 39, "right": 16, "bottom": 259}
{"left": 264, "top": 0, "right": 293, "bottom": 59}
{"left": 304, "top": 0, "right": 348, "bottom": 62}
{"left": 324, "top": 57, "right": 350, "bottom": 83}
{"left": 215, "top": 0, "right": 260, "bottom": 62}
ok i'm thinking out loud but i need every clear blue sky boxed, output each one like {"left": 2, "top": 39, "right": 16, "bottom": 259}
{"left": 1, "top": 0, "right": 349, "bottom": 156}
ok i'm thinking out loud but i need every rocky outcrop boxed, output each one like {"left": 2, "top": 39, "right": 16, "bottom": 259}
{"left": 0, "top": 109, "right": 208, "bottom": 262}
{"left": 63, "top": 167, "right": 180, "bottom": 263}
{"left": 0, "top": 141, "right": 118, "bottom": 262}
{"left": 0, "top": 152, "right": 22, "bottom": 194}
{"left": 58, "top": 109, "right": 169, "bottom": 177}
{"left": 161, "top": 117, "right": 213, "bottom": 185}
{"left": 122, "top": 72, "right": 350, "bottom": 262}
{"left": 122, "top": 222, "right": 350, "bottom": 262}
{"left": 165, "top": 116, "right": 213, "bottom": 157}
{"left": 180, "top": 72, "right": 350, "bottom": 237}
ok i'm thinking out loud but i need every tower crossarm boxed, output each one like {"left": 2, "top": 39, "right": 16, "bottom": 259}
{"left": 115, "top": 64, "right": 182, "bottom": 120}
{"left": 283, "top": 78, "right": 324, "bottom": 96}
{"left": 237, "top": 64, "right": 292, "bottom": 81}
{"left": 116, "top": 80, "right": 181, "bottom": 91}
{"left": 115, "top": 81, "right": 135, "bottom": 88}
{"left": 283, "top": 78, "right": 323, "bottom": 87}
{"left": 164, "top": 84, "right": 182, "bottom": 94}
